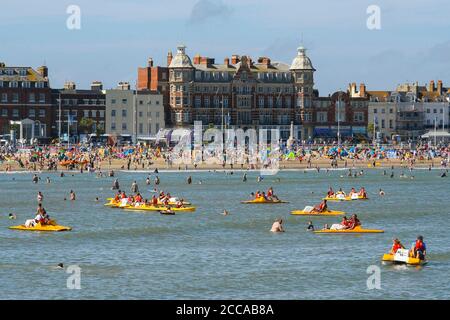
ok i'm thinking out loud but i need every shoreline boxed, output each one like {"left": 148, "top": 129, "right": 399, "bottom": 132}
{"left": 1, "top": 158, "right": 445, "bottom": 174}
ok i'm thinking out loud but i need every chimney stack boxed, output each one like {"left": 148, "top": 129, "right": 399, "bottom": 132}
{"left": 359, "top": 83, "right": 366, "bottom": 97}
{"left": 91, "top": 81, "right": 103, "bottom": 91}
{"left": 147, "top": 57, "right": 153, "bottom": 67}
{"left": 428, "top": 80, "right": 435, "bottom": 92}
{"left": 37, "top": 65, "right": 48, "bottom": 78}
{"left": 224, "top": 57, "right": 230, "bottom": 66}
{"left": 193, "top": 54, "right": 201, "bottom": 65}
{"left": 117, "top": 82, "right": 131, "bottom": 90}
{"left": 437, "top": 80, "right": 443, "bottom": 95}
{"left": 167, "top": 51, "right": 173, "bottom": 67}
{"left": 64, "top": 81, "right": 76, "bottom": 90}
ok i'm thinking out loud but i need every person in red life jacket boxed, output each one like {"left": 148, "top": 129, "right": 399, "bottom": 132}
{"left": 134, "top": 193, "right": 143, "bottom": 203}
{"left": 390, "top": 238, "right": 405, "bottom": 254}
{"left": 358, "top": 187, "right": 367, "bottom": 198}
{"left": 327, "top": 187, "right": 334, "bottom": 197}
{"left": 127, "top": 195, "right": 133, "bottom": 204}
{"left": 347, "top": 214, "right": 361, "bottom": 230}
{"left": 313, "top": 199, "right": 328, "bottom": 213}
{"left": 255, "top": 191, "right": 261, "bottom": 199}
{"left": 114, "top": 192, "right": 120, "bottom": 202}
{"left": 120, "top": 191, "right": 127, "bottom": 199}
{"left": 159, "top": 191, "right": 165, "bottom": 200}
{"left": 175, "top": 199, "right": 184, "bottom": 208}
{"left": 267, "top": 187, "right": 279, "bottom": 201}
{"left": 411, "top": 235, "right": 427, "bottom": 260}
{"left": 151, "top": 195, "right": 158, "bottom": 206}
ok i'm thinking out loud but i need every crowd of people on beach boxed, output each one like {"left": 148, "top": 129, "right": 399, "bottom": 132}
{"left": 1, "top": 140, "right": 449, "bottom": 173}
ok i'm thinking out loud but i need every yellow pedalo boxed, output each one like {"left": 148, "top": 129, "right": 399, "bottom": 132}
{"left": 382, "top": 249, "right": 427, "bottom": 266}
{"left": 9, "top": 220, "right": 72, "bottom": 232}
{"left": 291, "top": 209, "right": 345, "bottom": 216}
{"left": 314, "top": 226, "right": 384, "bottom": 234}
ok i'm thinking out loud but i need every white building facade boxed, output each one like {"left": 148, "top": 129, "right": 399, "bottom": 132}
{"left": 104, "top": 87, "right": 164, "bottom": 139}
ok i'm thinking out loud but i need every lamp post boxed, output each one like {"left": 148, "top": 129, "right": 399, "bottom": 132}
{"left": 337, "top": 92, "right": 341, "bottom": 146}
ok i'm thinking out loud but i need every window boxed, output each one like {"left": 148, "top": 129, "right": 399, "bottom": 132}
{"left": 84, "top": 110, "right": 89, "bottom": 117}
{"left": 175, "top": 97, "right": 181, "bottom": 105}
{"left": 147, "top": 123, "right": 152, "bottom": 134}
{"left": 381, "top": 108, "right": 385, "bottom": 114}
{"left": 99, "top": 110, "right": 104, "bottom": 118}
{"left": 23, "top": 81, "right": 31, "bottom": 88}
{"left": 317, "top": 111, "right": 327, "bottom": 123}
{"left": 195, "top": 96, "right": 201, "bottom": 108}
{"left": 122, "top": 109, "right": 127, "bottom": 117}
{"left": 259, "top": 97, "right": 264, "bottom": 108}
{"left": 139, "top": 123, "right": 143, "bottom": 134}
{"left": 29, "top": 109, "right": 35, "bottom": 117}
{"left": 1, "top": 93, "right": 7, "bottom": 102}
{"left": 204, "top": 97, "right": 210, "bottom": 107}
{"left": 353, "top": 112, "right": 364, "bottom": 122}
{"left": 223, "top": 97, "right": 229, "bottom": 108}
{"left": 433, "top": 109, "right": 437, "bottom": 114}
{"left": 268, "top": 97, "right": 273, "bottom": 108}
{"left": 29, "top": 93, "right": 35, "bottom": 103}
{"left": 156, "top": 112, "right": 160, "bottom": 118}
{"left": 390, "top": 108, "right": 393, "bottom": 114}
{"left": 10, "top": 81, "right": 18, "bottom": 88}
{"left": 122, "top": 123, "right": 127, "bottom": 130}
{"left": 139, "top": 100, "right": 143, "bottom": 105}
{"left": 39, "top": 109, "right": 45, "bottom": 118}
{"left": 111, "top": 99, "right": 116, "bottom": 104}
{"left": 389, "top": 119, "right": 393, "bottom": 129}
{"left": 156, "top": 100, "right": 160, "bottom": 105}
{"left": 155, "top": 123, "right": 159, "bottom": 132}
{"left": 122, "top": 99, "right": 127, "bottom": 104}
{"left": 381, "top": 119, "right": 385, "bottom": 129}
{"left": 373, "top": 108, "right": 377, "bottom": 114}
{"left": 39, "top": 94, "right": 45, "bottom": 103}
{"left": 13, "top": 109, "right": 19, "bottom": 117}
{"left": 12, "top": 93, "right": 18, "bottom": 103}
{"left": 36, "top": 82, "right": 45, "bottom": 88}
{"left": 111, "top": 110, "right": 116, "bottom": 117}
{"left": 2, "top": 109, "right": 7, "bottom": 117}
{"left": 111, "top": 122, "right": 116, "bottom": 130}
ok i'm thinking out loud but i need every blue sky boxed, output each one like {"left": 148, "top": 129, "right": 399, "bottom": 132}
{"left": 1, "top": 0, "right": 449, "bottom": 95}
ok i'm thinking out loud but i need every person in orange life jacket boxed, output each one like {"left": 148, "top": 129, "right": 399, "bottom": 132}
{"left": 134, "top": 193, "right": 143, "bottom": 203}
{"left": 267, "top": 187, "right": 279, "bottom": 201}
{"left": 151, "top": 195, "right": 158, "bottom": 206}
{"left": 390, "top": 238, "right": 405, "bottom": 254}
{"left": 327, "top": 187, "right": 334, "bottom": 197}
{"left": 313, "top": 199, "right": 328, "bottom": 213}
{"left": 176, "top": 199, "right": 184, "bottom": 208}
{"left": 410, "top": 235, "right": 427, "bottom": 260}
{"left": 347, "top": 214, "right": 361, "bottom": 230}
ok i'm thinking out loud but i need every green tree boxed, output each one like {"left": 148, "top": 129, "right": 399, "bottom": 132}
{"left": 78, "top": 117, "right": 95, "bottom": 134}
{"left": 367, "top": 123, "right": 375, "bottom": 138}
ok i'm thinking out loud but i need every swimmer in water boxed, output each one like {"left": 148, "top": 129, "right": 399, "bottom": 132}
{"left": 46, "top": 177, "right": 51, "bottom": 183}
{"left": 306, "top": 221, "right": 315, "bottom": 231}
{"left": 95, "top": 197, "right": 99, "bottom": 202}
{"left": 270, "top": 218, "right": 284, "bottom": 233}
{"left": 57, "top": 263, "right": 64, "bottom": 269}
{"left": 8, "top": 213, "right": 16, "bottom": 220}
{"left": 70, "top": 190, "right": 76, "bottom": 201}
{"left": 379, "top": 189, "right": 385, "bottom": 196}
{"left": 222, "top": 210, "right": 229, "bottom": 216}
